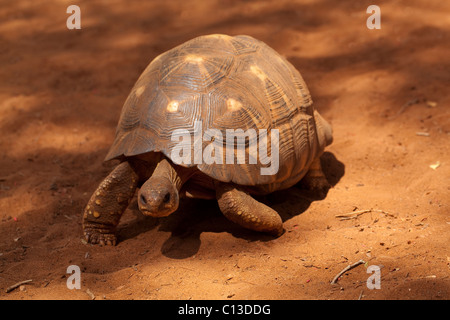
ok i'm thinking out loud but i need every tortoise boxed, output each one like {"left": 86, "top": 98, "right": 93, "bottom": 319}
{"left": 82, "top": 34, "right": 333, "bottom": 245}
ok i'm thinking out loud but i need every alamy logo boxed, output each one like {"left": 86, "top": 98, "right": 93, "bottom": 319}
{"left": 366, "top": 5, "right": 381, "bottom": 29}
{"left": 66, "top": 5, "right": 81, "bottom": 30}
{"left": 66, "top": 265, "right": 81, "bottom": 289}
{"left": 366, "top": 265, "right": 381, "bottom": 289}
{"left": 171, "top": 120, "right": 280, "bottom": 175}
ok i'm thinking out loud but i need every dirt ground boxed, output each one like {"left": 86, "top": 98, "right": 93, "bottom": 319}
{"left": 0, "top": 0, "right": 449, "bottom": 300}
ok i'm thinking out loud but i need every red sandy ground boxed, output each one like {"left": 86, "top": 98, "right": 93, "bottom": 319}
{"left": 0, "top": 0, "right": 449, "bottom": 300}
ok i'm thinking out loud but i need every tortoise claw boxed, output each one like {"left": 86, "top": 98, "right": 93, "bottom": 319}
{"left": 83, "top": 224, "right": 117, "bottom": 246}
{"left": 301, "top": 175, "right": 331, "bottom": 196}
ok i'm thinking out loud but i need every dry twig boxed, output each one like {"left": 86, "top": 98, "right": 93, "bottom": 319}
{"left": 335, "top": 209, "right": 395, "bottom": 220}
{"left": 389, "top": 98, "right": 420, "bottom": 120}
{"left": 85, "top": 288, "right": 95, "bottom": 300}
{"left": 358, "top": 290, "right": 364, "bottom": 300}
{"left": 330, "top": 260, "right": 365, "bottom": 284}
{"left": 5, "top": 279, "right": 33, "bottom": 293}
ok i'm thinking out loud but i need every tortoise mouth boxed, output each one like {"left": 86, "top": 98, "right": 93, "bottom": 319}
{"left": 139, "top": 207, "right": 174, "bottom": 217}
{"left": 138, "top": 203, "right": 177, "bottom": 217}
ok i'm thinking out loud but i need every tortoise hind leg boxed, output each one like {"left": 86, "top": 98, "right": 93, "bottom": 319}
{"left": 215, "top": 182, "right": 284, "bottom": 236}
{"left": 301, "top": 157, "right": 330, "bottom": 196}
{"left": 82, "top": 161, "right": 139, "bottom": 245}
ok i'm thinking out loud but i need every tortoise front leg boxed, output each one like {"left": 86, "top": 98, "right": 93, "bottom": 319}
{"left": 82, "top": 161, "right": 139, "bottom": 245}
{"left": 215, "top": 182, "right": 284, "bottom": 237}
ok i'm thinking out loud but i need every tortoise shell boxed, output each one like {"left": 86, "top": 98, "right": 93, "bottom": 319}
{"left": 106, "top": 34, "right": 328, "bottom": 191}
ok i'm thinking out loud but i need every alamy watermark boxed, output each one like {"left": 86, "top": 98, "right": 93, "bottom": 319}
{"left": 66, "top": 5, "right": 81, "bottom": 30}
{"left": 366, "top": 265, "right": 381, "bottom": 289}
{"left": 65, "top": 263, "right": 381, "bottom": 291}
{"left": 65, "top": 3, "right": 384, "bottom": 293}
{"left": 67, "top": 5, "right": 381, "bottom": 31}
{"left": 170, "top": 120, "right": 280, "bottom": 176}
{"left": 66, "top": 265, "right": 81, "bottom": 289}
{"left": 67, "top": 5, "right": 381, "bottom": 30}
{"left": 367, "top": 5, "right": 381, "bottom": 29}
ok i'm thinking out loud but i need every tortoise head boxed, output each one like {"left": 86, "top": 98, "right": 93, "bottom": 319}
{"left": 137, "top": 159, "right": 180, "bottom": 217}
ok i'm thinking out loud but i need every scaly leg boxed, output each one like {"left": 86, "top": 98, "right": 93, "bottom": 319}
{"left": 215, "top": 182, "right": 284, "bottom": 236}
{"left": 82, "top": 161, "right": 139, "bottom": 245}
{"left": 301, "top": 157, "right": 330, "bottom": 195}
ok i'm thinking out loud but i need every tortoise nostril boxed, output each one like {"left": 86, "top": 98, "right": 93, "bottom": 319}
{"left": 162, "top": 192, "right": 171, "bottom": 203}
{"left": 140, "top": 194, "right": 147, "bottom": 205}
